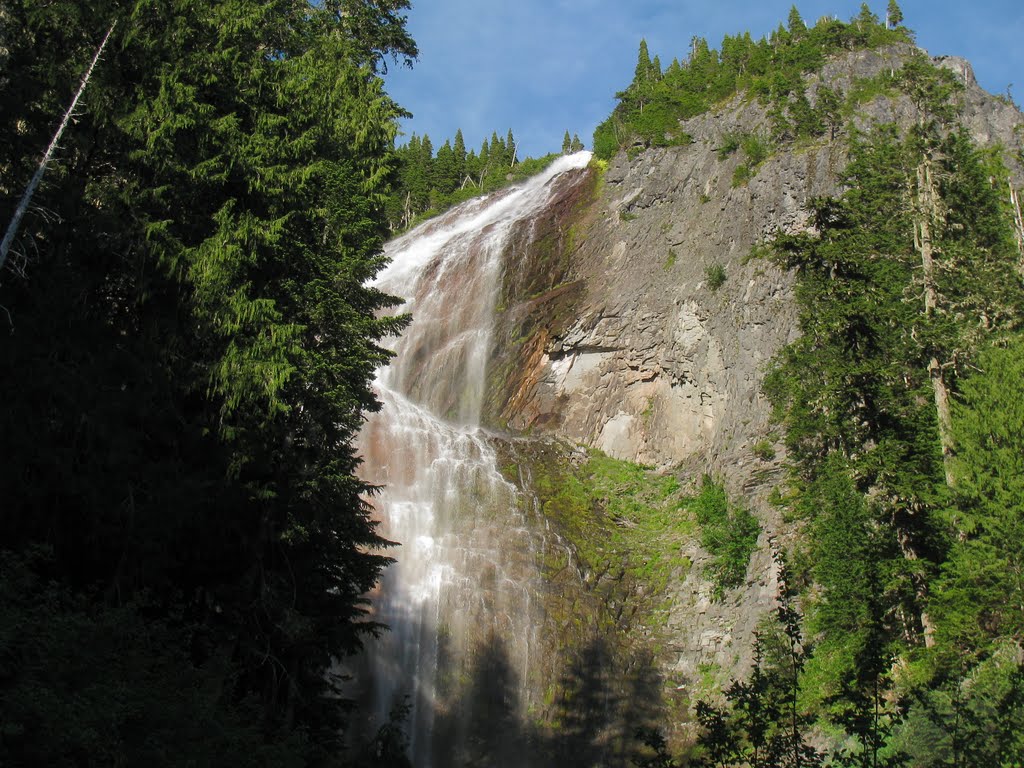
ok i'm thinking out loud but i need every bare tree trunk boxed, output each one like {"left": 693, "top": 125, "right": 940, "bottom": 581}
{"left": 1010, "top": 180, "right": 1024, "bottom": 266}
{"left": 401, "top": 190, "right": 412, "bottom": 230}
{"left": 910, "top": 153, "right": 949, "bottom": 648}
{"left": 0, "top": 21, "right": 115, "bottom": 272}
{"left": 913, "top": 155, "right": 956, "bottom": 490}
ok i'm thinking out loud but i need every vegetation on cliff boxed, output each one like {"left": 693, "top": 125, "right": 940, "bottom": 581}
{"left": 670, "top": 15, "right": 1024, "bottom": 767}
{"left": 593, "top": 4, "right": 911, "bottom": 159}
{"left": 0, "top": 1, "right": 416, "bottom": 764}
{"left": 583, "top": 2, "right": 1024, "bottom": 764}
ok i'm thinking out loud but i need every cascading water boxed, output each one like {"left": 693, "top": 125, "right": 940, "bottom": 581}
{"left": 356, "top": 152, "right": 594, "bottom": 765}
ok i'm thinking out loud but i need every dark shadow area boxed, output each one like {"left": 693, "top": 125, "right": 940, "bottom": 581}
{"left": 411, "top": 628, "right": 666, "bottom": 768}
{"left": 431, "top": 630, "right": 530, "bottom": 768}
{"left": 543, "top": 636, "right": 665, "bottom": 768}
{"left": 547, "top": 637, "right": 619, "bottom": 767}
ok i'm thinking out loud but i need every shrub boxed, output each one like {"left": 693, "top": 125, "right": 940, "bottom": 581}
{"left": 740, "top": 132, "right": 771, "bottom": 166}
{"left": 731, "top": 164, "right": 752, "bottom": 187}
{"left": 689, "top": 476, "right": 760, "bottom": 597}
{"left": 705, "top": 262, "right": 727, "bottom": 290}
{"left": 717, "top": 132, "right": 741, "bottom": 159}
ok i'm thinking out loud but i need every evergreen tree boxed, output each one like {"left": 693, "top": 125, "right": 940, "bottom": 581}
{"left": 433, "top": 139, "right": 457, "bottom": 196}
{"left": 856, "top": 3, "right": 880, "bottom": 29}
{"left": 787, "top": 5, "right": 806, "bottom": 34}
{"left": 562, "top": 130, "right": 572, "bottom": 154}
{"left": 815, "top": 84, "right": 844, "bottom": 140}
{"left": 886, "top": 0, "right": 904, "bottom": 28}
{"left": 931, "top": 338, "right": 1024, "bottom": 655}
{"left": 477, "top": 137, "right": 491, "bottom": 183}
{"left": 764, "top": 54, "right": 1024, "bottom": 766}
{"left": 417, "top": 132, "right": 435, "bottom": 207}
{"left": 0, "top": 0, "right": 415, "bottom": 761}
{"left": 635, "top": 38, "right": 656, "bottom": 84}
{"left": 593, "top": 9, "right": 911, "bottom": 159}
{"left": 452, "top": 127, "right": 467, "bottom": 183}
{"left": 693, "top": 553, "right": 824, "bottom": 767}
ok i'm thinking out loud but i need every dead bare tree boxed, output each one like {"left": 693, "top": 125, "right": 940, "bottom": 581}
{"left": 0, "top": 21, "right": 116, "bottom": 273}
{"left": 1010, "top": 180, "right": 1024, "bottom": 266}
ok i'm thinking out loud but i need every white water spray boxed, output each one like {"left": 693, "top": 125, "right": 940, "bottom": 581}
{"left": 356, "top": 153, "right": 592, "bottom": 765}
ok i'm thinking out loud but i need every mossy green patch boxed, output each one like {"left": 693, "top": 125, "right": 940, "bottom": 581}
{"left": 504, "top": 444, "right": 695, "bottom": 626}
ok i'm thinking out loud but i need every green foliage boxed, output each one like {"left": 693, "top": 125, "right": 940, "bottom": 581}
{"left": 515, "top": 448, "right": 693, "bottom": 617}
{"left": 930, "top": 338, "right": 1024, "bottom": 658}
{"left": 386, "top": 127, "right": 566, "bottom": 231}
{"left": 705, "top": 262, "right": 727, "bottom": 290}
{"left": 741, "top": 132, "right": 772, "bottom": 166}
{"left": 720, "top": 131, "right": 774, "bottom": 184}
{"left": 692, "top": 554, "right": 826, "bottom": 767}
{"left": 718, "top": 132, "right": 743, "bottom": 158}
{"left": 892, "top": 644, "right": 1024, "bottom": 766}
{"left": 688, "top": 477, "right": 760, "bottom": 596}
{"left": 844, "top": 69, "right": 901, "bottom": 113}
{"left": 760, "top": 52, "right": 1024, "bottom": 765}
{"left": 886, "top": 0, "right": 904, "bottom": 28}
{"left": 752, "top": 440, "right": 776, "bottom": 461}
{"left": 732, "top": 163, "right": 754, "bottom": 187}
{"left": 593, "top": 118, "right": 621, "bottom": 160}
{"left": 594, "top": 11, "right": 911, "bottom": 159}
{"left": 0, "top": 0, "right": 418, "bottom": 759}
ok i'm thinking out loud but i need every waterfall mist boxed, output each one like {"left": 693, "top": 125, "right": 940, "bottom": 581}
{"left": 355, "top": 154, "right": 595, "bottom": 766}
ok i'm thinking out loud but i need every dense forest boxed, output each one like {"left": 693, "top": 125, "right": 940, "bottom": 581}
{"left": 594, "top": 3, "right": 912, "bottom": 159}
{"left": 0, "top": 1, "right": 417, "bottom": 764}
{"left": 382, "top": 128, "right": 584, "bottom": 232}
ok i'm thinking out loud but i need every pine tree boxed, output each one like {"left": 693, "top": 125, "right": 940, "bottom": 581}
{"left": 886, "top": 0, "right": 904, "bottom": 28}
{"left": 452, "top": 127, "right": 467, "bottom": 183}
{"left": 856, "top": 3, "right": 880, "bottom": 28}
{"left": 562, "top": 130, "right": 572, "bottom": 154}
{"left": 433, "top": 139, "right": 457, "bottom": 196}
{"left": 0, "top": 0, "right": 416, "bottom": 760}
{"left": 815, "top": 84, "right": 844, "bottom": 140}
{"left": 932, "top": 338, "right": 1024, "bottom": 654}
{"left": 635, "top": 38, "right": 655, "bottom": 83}
{"left": 787, "top": 5, "right": 806, "bottom": 34}
{"left": 477, "top": 137, "right": 491, "bottom": 185}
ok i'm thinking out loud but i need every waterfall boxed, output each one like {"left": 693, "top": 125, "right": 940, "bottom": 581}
{"left": 356, "top": 152, "right": 594, "bottom": 765}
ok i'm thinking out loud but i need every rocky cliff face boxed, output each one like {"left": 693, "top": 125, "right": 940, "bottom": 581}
{"left": 484, "top": 45, "right": 1024, "bottom": 694}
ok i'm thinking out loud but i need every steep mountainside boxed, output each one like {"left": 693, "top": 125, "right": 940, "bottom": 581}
{"left": 484, "top": 42, "right": 1024, "bottom": 727}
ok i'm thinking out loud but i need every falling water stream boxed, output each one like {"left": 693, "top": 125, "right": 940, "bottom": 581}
{"left": 356, "top": 153, "right": 594, "bottom": 765}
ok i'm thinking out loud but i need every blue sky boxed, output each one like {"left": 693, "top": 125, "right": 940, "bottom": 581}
{"left": 382, "top": 0, "right": 1024, "bottom": 158}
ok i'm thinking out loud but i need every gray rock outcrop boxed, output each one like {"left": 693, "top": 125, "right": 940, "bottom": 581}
{"left": 486, "top": 43, "right": 1024, "bottom": 688}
